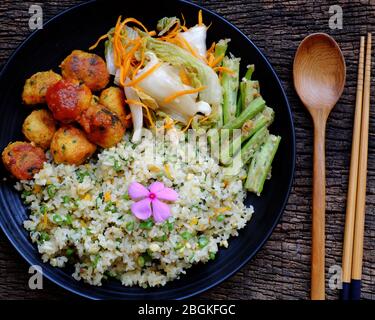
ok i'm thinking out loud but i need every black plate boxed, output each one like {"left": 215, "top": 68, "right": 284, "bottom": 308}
{"left": 0, "top": 0, "right": 295, "bottom": 299}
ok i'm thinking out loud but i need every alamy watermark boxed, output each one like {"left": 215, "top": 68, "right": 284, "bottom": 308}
{"left": 329, "top": 5, "right": 343, "bottom": 30}
{"left": 28, "top": 265, "right": 43, "bottom": 290}
{"left": 28, "top": 4, "right": 43, "bottom": 30}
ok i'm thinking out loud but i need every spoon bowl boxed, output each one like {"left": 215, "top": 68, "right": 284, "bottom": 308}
{"left": 294, "top": 33, "right": 346, "bottom": 112}
{"left": 293, "top": 33, "right": 346, "bottom": 300}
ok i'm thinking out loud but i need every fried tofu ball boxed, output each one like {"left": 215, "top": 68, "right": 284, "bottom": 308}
{"left": 2, "top": 142, "right": 46, "bottom": 180}
{"left": 22, "top": 70, "right": 62, "bottom": 105}
{"left": 22, "top": 109, "right": 56, "bottom": 149}
{"left": 78, "top": 104, "right": 125, "bottom": 148}
{"left": 99, "top": 87, "right": 131, "bottom": 128}
{"left": 46, "top": 79, "right": 92, "bottom": 123}
{"left": 60, "top": 50, "right": 109, "bottom": 91}
{"left": 50, "top": 126, "right": 96, "bottom": 165}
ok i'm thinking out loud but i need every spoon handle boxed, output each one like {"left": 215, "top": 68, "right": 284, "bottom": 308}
{"left": 311, "top": 113, "right": 327, "bottom": 300}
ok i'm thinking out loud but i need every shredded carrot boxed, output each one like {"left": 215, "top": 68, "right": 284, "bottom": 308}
{"left": 132, "top": 44, "right": 145, "bottom": 78}
{"left": 104, "top": 191, "right": 111, "bottom": 202}
{"left": 214, "top": 66, "right": 235, "bottom": 75}
{"left": 163, "top": 86, "right": 206, "bottom": 104}
{"left": 159, "top": 22, "right": 181, "bottom": 41}
{"left": 125, "top": 99, "right": 155, "bottom": 128}
{"left": 89, "top": 34, "right": 109, "bottom": 50}
{"left": 210, "top": 53, "right": 224, "bottom": 67}
{"left": 148, "top": 30, "right": 156, "bottom": 36}
{"left": 198, "top": 9, "right": 203, "bottom": 26}
{"left": 125, "top": 62, "right": 162, "bottom": 87}
{"left": 43, "top": 212, "right": 48, "bottom": 228}
{"left": 207, "top": 41, "right": 216, "bottom": 54}
{"left": 179, "top": 68, "right": 191, "bottom": 86}
{"left": 121, "top": 17, "right": 149, "bottom": 33}
{"left": 199, "top": 115, "right": 210, "bottom": 123}
{"left": 181, "top": 13, "right": 187, "bottom": 30}
{"left": 214, "top": 207, "right": 230, "bottom": 216}
{"left": 164, "top": 116, "right": 176, "bottom": 130}
{"left": 207, "top": 54, "right": 215, "bottom": 67}
{"left": 176, "top": 36, "right": 201, "bottom": 59}
{"left": 182, "top": 116, "right": 194, "bottom": 132}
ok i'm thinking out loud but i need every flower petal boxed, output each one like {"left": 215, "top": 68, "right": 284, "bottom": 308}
{"left": 155, "top": 187, "right": 178, "bottom": 202}
{"left": 152, "top": 199, "right": 171, "bottom": 223}
{"left": 131, "top": 198, "right": 152, "bottom": 220}
{"left": 149, "top": 181, "right": 165, "bottom": 193}
{"left": 128, "top": 182, "right": 149, "bottom": 200}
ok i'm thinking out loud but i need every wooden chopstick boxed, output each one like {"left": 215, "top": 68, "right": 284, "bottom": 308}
{"left": 350, "top": 32, "right": 372, "bottom": 300}
{"left": 340, "top": 36, "right": 365, "bottom": 300}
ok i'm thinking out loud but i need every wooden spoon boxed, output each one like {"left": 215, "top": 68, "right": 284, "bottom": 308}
{"left": 293, "top": 33, "right": 346, "bottom": 300}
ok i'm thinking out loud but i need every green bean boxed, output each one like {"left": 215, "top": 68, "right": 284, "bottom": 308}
{"left": 214, "top": 39, "right": 230, "bottom": 63}
{"left": 222, "top": 96, "right": 265, "bottom": 130}
{"left": 245, "top": 134, "right": 281, "bottom": 195}
{"left": 221, "top": 56, "right": 240, "bottom": 124}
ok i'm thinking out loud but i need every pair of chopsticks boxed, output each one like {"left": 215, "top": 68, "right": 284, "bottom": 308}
{"left": 341, "top": 33, "right": 372, "bottom": 300}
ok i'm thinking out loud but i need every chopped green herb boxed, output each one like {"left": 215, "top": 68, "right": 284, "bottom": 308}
{"left": 181, "top": 231, "right": 192, "bottom": 241}
{"left": 92, "top": 254, "right": 100, "bottom": 268}
{"left": 126, "top": 221, "right": 134, "bottom": 231}
{"left": 122, "top": 194, "right": 130, "bottom": 201}
{"left": 137, "top": 256, "right": 145, "bottom": 267}
{"left": 198, "top": 235, "right": 209, "bottom": 248}
{"left": 163, "top": 221, "right": 174, "bottom": 232}
{"left": 21, "top": 190, "right": 32, "bottom": 198}
{"left": 39, "top": 232, "right": 50, "bottom": 243}
{"left": 216, "top": 214, "right": 225, "bottom": 222}
{"left": 66, "top": 248, "right": 74, "bottom": 256}
{"left": 143, "top": 253, "right": 152, "bottom": 264}
{"left": 40, "top": 204, "right": 47, "bottom": 215}
{"left": 62, "top": 196, "right": 71, "bottom": 204}
{"left": 104, "top": 201, "right": 117, "bottom": 213}
{"left": 65, "top": 214, "right": 73, "bottom": 225}
{"left": 47, "top": 185, "right": 57, "bottom": 198}
{"left": 139, "top": 219, "right": 154, "bottom": 230}
{"left": 209, "top": 252, "right": 216, "bottom": 260}
{"left": 52, "top": 214, "right": 63, "bottom": 225}
{"left": 76, "top": 170, "right": 90, "bottom": 183}
{"left": 174, "top": 242, "right": 184, "bottom": 250}
{"left": 113, "top": 160, "right": 122, "bottom": 172}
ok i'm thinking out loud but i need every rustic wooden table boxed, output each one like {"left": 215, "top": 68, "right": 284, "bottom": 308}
{"left": 0, "top": 0, "right": 373, "bottom": 300}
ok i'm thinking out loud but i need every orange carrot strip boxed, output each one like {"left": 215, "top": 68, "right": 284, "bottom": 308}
{"left": 89, "top": 34, "right": 109, "bottom": 50}
{"left": 210, "top": 53, "right": 224, "bottom": 67}
{"left": 125, "top": 62, "right": 162, "bottom": 87}
{"left": 125, "top": 99, "right": 155, "bottom": 127}
{"left": 179, "top": 68, "right": 191, "bottom": 86}
{"left": 198, "top": 9, "right": 203, "bottom": 26}
{"left": 182, "top": 117, "right": 194, "bottom": 132}
{"left": 163, "top": 86, "right": 206, "bottom": 103}
{"left": 214, "top": 66, "right": 235, "bottom": 75}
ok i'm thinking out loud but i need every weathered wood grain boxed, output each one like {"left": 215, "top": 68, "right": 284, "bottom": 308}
{"left": 0, "top": 0, "right": 374, "bottom": 300}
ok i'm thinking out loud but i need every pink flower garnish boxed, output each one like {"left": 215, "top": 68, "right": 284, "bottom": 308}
{"left": 128, "top": 181, "right": 178, "bottom": 223}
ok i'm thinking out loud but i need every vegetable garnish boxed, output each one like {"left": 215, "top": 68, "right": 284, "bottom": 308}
{"left": 125, "top": 99, "right": 155, "bottom": 128}
{"left": 214, "top": 66, "right": 236, "bottom": 75}
{"left": 128, "top": 181, "right": 178, "bottom": 223}
{"left": 198, "top": 9, "right": 203, "bottom": 26}
{"left": 163, "top": 86, "right": 206, "bottom": 103}
{"left": 89, "top": 34, "right": 109, "bottom": 50}
{"left": 181, "top": 117, "right": 195, "bottom": 132}
{"left": 125, "top": 62, "right": 162, "bottom": 87}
